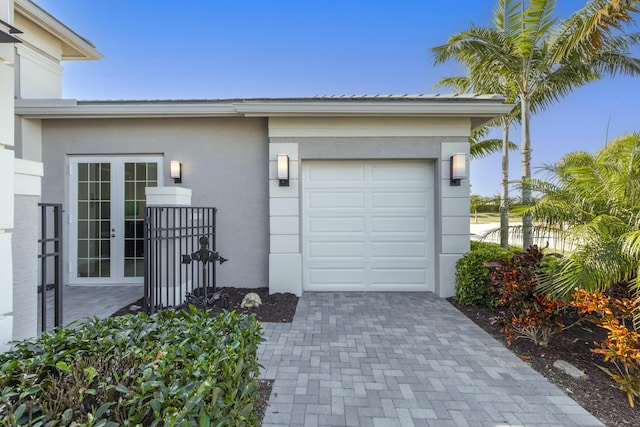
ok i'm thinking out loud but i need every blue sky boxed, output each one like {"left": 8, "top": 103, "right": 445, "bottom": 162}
{"left": 35, "top": 0, "right": 639, "bottom": 197}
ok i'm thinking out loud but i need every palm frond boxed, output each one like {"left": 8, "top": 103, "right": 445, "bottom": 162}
{"left": 518, "top": 0, "right": 557, "bottom": 58}
{"left": 549, "top": 0, "right": 639, "bottom": 62}
{"left": 470, "top": 138, "right": 518, "bottom": 159}
{"left": 492, "top": 0, "right": 521, "bottom": 37}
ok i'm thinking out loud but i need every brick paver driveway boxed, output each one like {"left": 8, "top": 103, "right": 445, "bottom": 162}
{"left": 258, "top": 292, "right": 603, "bottom": 427}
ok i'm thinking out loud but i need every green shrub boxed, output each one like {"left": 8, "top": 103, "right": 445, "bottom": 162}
{"left": 0, "top": 307, "right": 262, "bottom": 426}
{"left": 456, "top": 243, "right": 512, "bottom": 306}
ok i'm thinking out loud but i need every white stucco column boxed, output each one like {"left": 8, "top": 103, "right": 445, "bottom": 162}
{"left": 438, "top": 142, "right": 471, "bottom": 298}
{"left": 0, "top": 0, "right": 16, "bottom": 353}
{"left": 12, "top": 159, "right": 43, "bottom": 342}
{"left": 268, "top": 143, "right": 302, "bottom": 296}
{"left": 145, "top": 186, "right": 192, "bottom": 207}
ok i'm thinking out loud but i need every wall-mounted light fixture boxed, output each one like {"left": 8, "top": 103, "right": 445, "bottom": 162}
{"left": 170, "top": 160, "right": 182, "bottom": 184}
{"left": 450, "top": 153, "right": 466, "bottom": 186}
{"left": 277, "top": 154, "right": 289, "bottom": 187}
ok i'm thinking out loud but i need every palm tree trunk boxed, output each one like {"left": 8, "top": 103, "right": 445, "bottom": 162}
{"left": 521, "top": 95, "right": 533, "bottom": 249}
{"left": 500, "top": 122, "right": 510, "bottom": 248}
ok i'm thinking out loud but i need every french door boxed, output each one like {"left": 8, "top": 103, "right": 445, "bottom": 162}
{"left": 69, "top": 156, "right": 163, "bottom": 284}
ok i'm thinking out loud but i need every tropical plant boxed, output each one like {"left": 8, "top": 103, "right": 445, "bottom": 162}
{"left": 523, "top": 134, "right": 640, "bottom": 309}
{"left": 489, "top": 245, "right": 565, "bottom": 347}
{"left": 572, "top": 289, "right": 640, "bottom": 407}
{"left": 432, "top": 0, "right": 640, "bottom": 249}
{"left": 434, "top": 0, "right": 521, "bottom": 249}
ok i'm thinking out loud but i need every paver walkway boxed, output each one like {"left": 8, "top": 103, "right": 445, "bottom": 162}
{"left": 258, "top": 292, "right": 603, "bottom": 427}
{"left": 38, "top": 285, "right": 142, "bottom": 332}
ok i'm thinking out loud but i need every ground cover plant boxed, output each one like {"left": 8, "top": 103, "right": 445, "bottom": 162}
{"left": 0, "top": 308, "right": 262, "bottom": 426}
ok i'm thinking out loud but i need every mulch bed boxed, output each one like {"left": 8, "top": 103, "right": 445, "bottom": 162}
{"left": 449, "top": 299, "right": 639, "bottom": 427}
{"left": 110, "top": 286, "right": 298, "bottom": 323}
{"left": 111, "top": 287, "right": 297, "bottom": 425}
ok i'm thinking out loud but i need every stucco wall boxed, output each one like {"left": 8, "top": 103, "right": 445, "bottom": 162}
{"left": 0, "top": 0, "right": 16, "bottom": 353}
{"left": 41, "top": 117, "right": 270, "bottom": 288}
{"left": 12, "top": 194, "right": 39, "bottom": 341}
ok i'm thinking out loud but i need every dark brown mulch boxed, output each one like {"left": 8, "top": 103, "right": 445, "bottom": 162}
{"left": 111, "top": 287, "right": 296, "bottom": 426}
{"left": 110, "top": 287, "right": 298, "bottom": 323}
{"left": 449, "top": 299, "right": 639, "bottom": 427}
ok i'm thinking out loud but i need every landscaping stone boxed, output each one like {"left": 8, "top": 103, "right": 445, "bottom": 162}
{"left": 553, "top": 359, "right": 587, "bottom": 379}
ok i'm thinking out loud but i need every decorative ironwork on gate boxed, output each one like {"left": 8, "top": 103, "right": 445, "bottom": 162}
{"left": 38, "top": 203, "right": 63, "bottom": 331}
{"left": 144, "top": 206, "right": 226, "bottom": 314}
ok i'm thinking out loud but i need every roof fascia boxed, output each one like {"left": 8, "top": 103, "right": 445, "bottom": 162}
{"left": 233, "top": 101, "right": 514, "bottom": 118}
{"left": 14, "top": 100, "right": 239, "bottom": 118}
{"left": 15, "top": 99, "right": 514, "bottom": 126}
{"left": 14, "top": 0, "right": 103, "bottom": 60}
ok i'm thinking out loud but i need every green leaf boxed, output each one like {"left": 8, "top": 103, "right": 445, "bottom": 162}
{"left": 55, "top": 361, "right": 70, "bottom": 371}
{"left": 13, "top": 403, "right": 26, "bottom": 421}
{"left": 93, "top": 402, "right": 114, "bottom": 419}
{"left": 115, "top": 383, "right": 129, "bottom": 394}
{"left": 150, "top": 398, "right": 161, "bottom": 413}
{"left": 199, "top": 414, "right": 211, "bottom": 427}
{"left": 19, "top": 385, "right": 42, "bottom": 399}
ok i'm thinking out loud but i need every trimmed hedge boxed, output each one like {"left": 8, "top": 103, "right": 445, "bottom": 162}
{"left": 456, "top": 242, "right": 513, "bottom": 306}
{"left": 0, "top": 307, "right": 262, "bottom": 426}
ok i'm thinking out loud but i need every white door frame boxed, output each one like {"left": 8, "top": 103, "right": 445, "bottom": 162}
{"left": 68, "top": 155, "right": 164, "bottom": 285}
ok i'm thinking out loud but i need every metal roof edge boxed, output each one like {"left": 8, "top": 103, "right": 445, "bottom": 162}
{"left": 15, "top": 97, "right": 514, "bottom": 120}
{"left": 15, "top": 99, "right": 239, "bottom": 118}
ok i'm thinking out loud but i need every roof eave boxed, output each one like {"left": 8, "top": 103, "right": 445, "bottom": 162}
{"left": 15, "top": 0, "right": 103, "bottom": 61}
{"left": 14, "top": 99, "right": 239, "bottom": 118}
{"left": 15, "top": 99, "right": 514, "bottom": 124}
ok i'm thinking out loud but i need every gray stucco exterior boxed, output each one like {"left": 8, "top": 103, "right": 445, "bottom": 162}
{"left": 41, "top": 117, "right": 270, "bottom": 288}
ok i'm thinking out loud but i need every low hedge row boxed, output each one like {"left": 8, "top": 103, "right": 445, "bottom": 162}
{"left": 0, "top": 307, "right": 262, "bottom": 426}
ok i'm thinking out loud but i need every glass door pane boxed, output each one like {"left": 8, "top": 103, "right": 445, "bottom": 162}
{"left": 76, "top": 162, "right": 111, "bottom": 278}
{"left": 124, "top": 162, "right": 158, "bottom": 277}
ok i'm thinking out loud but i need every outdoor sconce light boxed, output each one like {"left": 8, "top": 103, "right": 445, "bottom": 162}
{"left": 277, "top": 154, "right": 289, "bottom": 186}
{"left": 170, "top": 160, "right": 182, "bottom": 184}
{"left": 450, "top": 153, "right": 466, "bottom": 186}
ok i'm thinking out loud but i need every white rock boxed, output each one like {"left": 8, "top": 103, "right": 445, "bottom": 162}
{"left": 240, "top": 292, "right": 262, "bottom": 308}
{"left": 553, "top": 360, "right": 587, "bottom": 379}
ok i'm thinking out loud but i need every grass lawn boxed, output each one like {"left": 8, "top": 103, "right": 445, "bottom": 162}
{"left": 470, "top": 212, "right": 522, "bottom": 224}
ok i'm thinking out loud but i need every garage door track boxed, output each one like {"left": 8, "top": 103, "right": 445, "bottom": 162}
{"left": 258, "top": 292, "right": 603, "bottom": 427}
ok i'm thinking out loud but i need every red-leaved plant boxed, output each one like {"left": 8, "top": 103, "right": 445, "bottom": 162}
{"left": 489, "top": 246, "right": 564, "bottom": 347}
{"left": 572, "top": 289, "right": 640, "bottom": 407}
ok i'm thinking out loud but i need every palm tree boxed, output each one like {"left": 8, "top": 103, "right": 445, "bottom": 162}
{"left": 434, "top": 0, "right": 521, "bottom": 249}
{"left": 432, "top": 0, "right": 640, "bottom": 249}
{"left": 524, "top": 134, "right": 640, "bottom": 309}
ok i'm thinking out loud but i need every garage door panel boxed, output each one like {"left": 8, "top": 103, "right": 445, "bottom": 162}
{"left": 371, "top": 191, "right": 427, "bottom": 209}
{"left": 307, "top": 165, "right": 364, "bottom": 185}
{"left": 303, "top": 160, "right": 434, "bottom": 292}
{"left": 309, "top": 217, "right": 364, "bottom": 233}
{"left": 371, "top": 217, "right": 427, "bottom": 232}
{"left": 307, "top": 192, "right": 364, "bottom": 209}
{"left": 371, "top": 163, "right": 428, "bottom": 182}
{"left": 309, "top": 241, "right": 365, "bottom": 258}
{"left": 371, "top": 242, "right": 427, "bottom": 257}
{"left": 308, "top": 269, "right": 364, "bottom": 284}
{"left": 371, "top": 268, "right": 427, "bottom": 284}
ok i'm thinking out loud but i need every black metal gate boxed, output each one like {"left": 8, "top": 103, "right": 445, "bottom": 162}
{"left": 144, "top": 206, "right": 221, "bottom": 314}
{"left": 38, "top": 203, "right": 63, "bottom": 331}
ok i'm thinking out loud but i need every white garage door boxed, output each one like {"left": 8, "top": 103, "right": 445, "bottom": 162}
{"left": 302, "top": 160, "right": 434, "bottom": 292}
